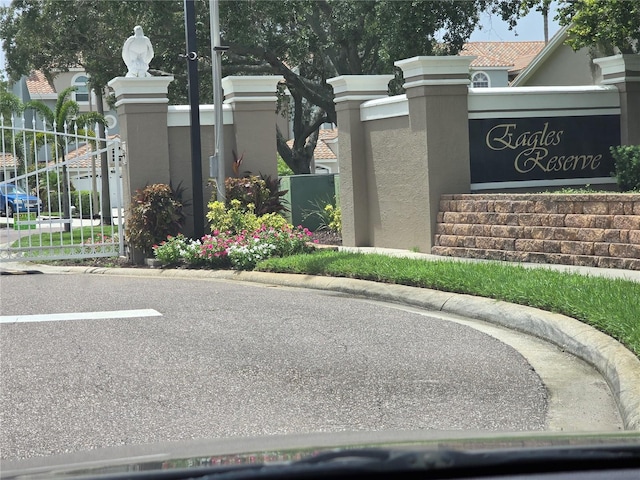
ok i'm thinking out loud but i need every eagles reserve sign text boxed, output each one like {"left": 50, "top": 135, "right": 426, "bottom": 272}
{"left": 469, "top": 115, "right": 620, "bottom": 185}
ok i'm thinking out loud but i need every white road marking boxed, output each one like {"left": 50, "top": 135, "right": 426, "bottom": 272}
{"left": 0, "top": 309, "right": 162, "bottom": 324}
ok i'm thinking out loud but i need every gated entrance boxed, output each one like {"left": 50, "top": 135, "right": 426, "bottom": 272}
{"left": 0, "top": 116, "right": 125, "bottom": 262}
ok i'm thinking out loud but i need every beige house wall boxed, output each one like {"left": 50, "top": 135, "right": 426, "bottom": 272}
{"left": 52, "top": 69, "right": 110, "bottom": 113}
{"left": 523, "top": 46, "right": 597, "bottom": 86}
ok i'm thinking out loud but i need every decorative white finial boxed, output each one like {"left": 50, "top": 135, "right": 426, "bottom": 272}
{"left": 122, "top": 25, "right": 154, "bottom": 77}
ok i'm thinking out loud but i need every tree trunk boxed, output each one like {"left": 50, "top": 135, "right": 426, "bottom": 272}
{"left": 277, "top": 126, "right": 317, "bottom": 175}
{"left": 543, "top": 7, "right": 549, "bottom": 44}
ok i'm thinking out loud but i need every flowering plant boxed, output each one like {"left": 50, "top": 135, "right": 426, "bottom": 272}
{"left": 153, "top": 234, "right": 191, "bottom": 266}
{"left": 152, "top": 224, "right": 315, "bottom": 270}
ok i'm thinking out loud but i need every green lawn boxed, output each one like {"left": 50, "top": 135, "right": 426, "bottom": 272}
{"left": 12, "top": 225, "right": 120, "bottom": 257}
{"left": 257, "top": 250, "right": 640, "bottom": 357}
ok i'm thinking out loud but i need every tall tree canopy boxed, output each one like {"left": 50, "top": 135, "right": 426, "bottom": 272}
{"left": 556, "top": 0, "right": 640, "bottom": 55}
{"left": 221, "top": 0, "right": 505, "bottom": 173}
{"left": 11, "top": 1, "right": 629, "bottom": 174}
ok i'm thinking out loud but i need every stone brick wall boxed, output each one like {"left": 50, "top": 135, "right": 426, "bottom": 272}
{"left": 433, "top": 194, "right": 640, "bottom": 270}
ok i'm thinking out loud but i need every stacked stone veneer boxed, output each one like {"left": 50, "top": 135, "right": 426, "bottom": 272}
{"left": 433, "top": 194, "right": 640, "bottom": 270}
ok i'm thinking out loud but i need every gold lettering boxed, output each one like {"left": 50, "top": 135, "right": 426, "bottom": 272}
{"left": 514, "top": 149, "right": 549, "bottom": 173}
{"left": 486, "top": 124, "right": 517, "bottom": 151}
{"left": 486, "top": 121, "right": 601, "bottom": 176}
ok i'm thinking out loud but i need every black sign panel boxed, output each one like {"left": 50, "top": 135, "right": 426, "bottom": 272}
{"left": 469, "top": 115, "right": 620, "bottom": 184}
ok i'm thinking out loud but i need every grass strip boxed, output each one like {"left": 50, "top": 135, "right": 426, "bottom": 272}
{"left": 257, "top": 250, "right": 640, "bottom": 357}
{"left": 12, "top": 226, "right": 119, "bottom": 248}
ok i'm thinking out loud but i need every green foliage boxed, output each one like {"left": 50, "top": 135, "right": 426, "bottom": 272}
{"left": 125, "top": 183, "right": 186, "bottom": 255}
{"left": 223, "top": 0, "right": 499, "bottom": 174}
{"left": 152, "top": 234, "right": 195, "bottom": 267}
{"left": 302, "top": 197, "right": 341, "bottom": 233}
{"left": 0, "top": 83, "right": 23, "bottom": 119}
{"left": 325, "top": 203, "right": 342, "bottom": 234}
{"left": 611, "top": 145, "right": 640, "bottom": 192}
{"left": 32, "top": 169, "right": 74, "bottom": 214}
{"left": 224, "top": 175, "right": 288, "bottom": 216}
{"left": 557, "top": 0, "right": 640, "bottom": 54}
{"left": 71, "top": 190, "right": 97, "bottom": 218}
{"left": 2, "top": 0, "right": 507, "bottom": 175}
{"left": 153, "top": 225, "right": 314, "bottom": 271}
{"left": 278, "top": 156, "right": 294, "bottom": 176}
{"left": 207, "top": 199, "right": 289, "bottom": 235}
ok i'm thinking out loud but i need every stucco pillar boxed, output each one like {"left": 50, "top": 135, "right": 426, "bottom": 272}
{"left": 326, "top": 75, "right": 393, "bottom": 247}
{"left": 222, "top": 76, "right": 283, "bottom": 178}
{"left": 395, "top": 56, "right": 474, "bottom": 250}
{"left": 107, "top": 76, "right": 174, "bottom": 211}
{"left": 594, "top": 54, "right": 640, "bottom": 145}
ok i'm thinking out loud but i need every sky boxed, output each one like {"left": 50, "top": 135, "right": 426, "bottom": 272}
{"left": 0, "top": 2, "right": 560, "bottom": 78}
{"left": 470, "top": 3, "right": 561, "bottom": 42}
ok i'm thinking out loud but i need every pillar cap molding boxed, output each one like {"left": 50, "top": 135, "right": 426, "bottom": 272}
{"left": 221, "top": 76, "right": 283, "bottom": 102}
{"left": 108, "top": 76, "right": 174, "bottom": 98}
{"left": 593, "top": 54, "right": 640, "bottom": 84}
{"left": 395, "top": 56, "right": 475, "bottom": 85}
{"left": 327, "top": 75, "right": 393, "bottom": 103}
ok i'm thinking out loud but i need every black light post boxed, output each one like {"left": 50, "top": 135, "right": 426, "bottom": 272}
{"left": 184, "top": 0, "right": 204, "bottom": 239}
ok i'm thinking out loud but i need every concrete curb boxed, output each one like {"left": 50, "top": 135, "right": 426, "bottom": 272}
{"left": 7, "top": 263, "right": 640, "bottom": 431}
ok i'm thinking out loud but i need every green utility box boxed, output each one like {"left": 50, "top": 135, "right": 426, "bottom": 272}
{"left": 280, "top": 174, "right": 339, "bottom": 231}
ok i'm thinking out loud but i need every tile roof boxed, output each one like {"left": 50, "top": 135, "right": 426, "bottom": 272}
{"left": 286, "top": 128, "right": 337, "bottom": 161}
{"left": 25, "top": 70, "right": 56, "bottom": 96}
{"left": 0, "top": 152, "right": 18, "bottom": 168}
{"left": 461, "top": 42, "right": 545, "bottom": 72}
{"left": 48, "top": 135, "right": 120, "bottom": 169}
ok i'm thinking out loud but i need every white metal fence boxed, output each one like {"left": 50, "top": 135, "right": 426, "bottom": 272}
{"left": 0, "top": 115, "right": 125, "bottom": 262}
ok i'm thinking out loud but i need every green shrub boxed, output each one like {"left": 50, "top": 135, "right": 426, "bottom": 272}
{"left": 325, "top": 203, "right": 341, "bottom": 233}
{"left": 302, "top": 197, "right": 342, "bottom": 233}
{"left": 36, "top": 170, "right": 69, "bottom": 213}
{"left": 125, "top": 183, "right": 186, "bottom": 255}
{"left": 71, "top": 190, "right": 97, "bottom": 218}
{"left": 611, "top": 145, "right": 640, "bottom": 191}
{"left": 207, "top": 199, "right": 289, "bottom": 235}
{"left": 42, "top": 191, "right": 60, "bottom": 214}
{"left": 153, "top": 225, "right": 314, "bottom": 271}
{"left": 224, "top": 175, "right": 288, "bottom": 215}
{"left": 277, "top": 156, "right": 294, "bottom": 176}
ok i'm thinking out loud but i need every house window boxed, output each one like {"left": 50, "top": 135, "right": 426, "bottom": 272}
{"left": 472, "top": 71, "right": 490, "bottom": 88}
{"left": 73, "top": 75, "right": 89, "bottom": 102}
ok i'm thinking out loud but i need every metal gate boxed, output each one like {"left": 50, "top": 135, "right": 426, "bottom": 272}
{"left": 1, "top": 115, "right": 124, "bottom": 262}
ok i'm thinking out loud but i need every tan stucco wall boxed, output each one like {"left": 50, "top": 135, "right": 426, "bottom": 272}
{"left": 364, "top": 115, "right": 423, "bottom": 249}
{"left": 524, "top": 46, "right": 597, "bottom": 86}
{"left": 117, "top": 102, "right": 171, "bottom": 208}
{"left": 227, "top": 102, "right": 278, "bottom": 179}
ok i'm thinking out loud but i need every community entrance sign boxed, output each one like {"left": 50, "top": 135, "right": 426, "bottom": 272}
{"left": 469, "top": 115, "right": 620, "bottom": 189}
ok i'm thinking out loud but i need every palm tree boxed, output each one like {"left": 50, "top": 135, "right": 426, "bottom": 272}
{"left": 25, "top": 87, "right": 104, "bottom": 232}
{"left": 1, "top": 82, "right": 24, "bottom": 143}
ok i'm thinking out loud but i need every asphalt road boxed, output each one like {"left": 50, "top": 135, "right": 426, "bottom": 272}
{"left": 0, "top": 272, "right": 615, "bottom": 461}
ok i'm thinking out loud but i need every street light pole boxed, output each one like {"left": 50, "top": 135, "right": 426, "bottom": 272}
{"left": 210, "top": 0, "right": 226, "bottom": 203}
{"left": 184, "top": 0, "right": 204, "bottom": 239}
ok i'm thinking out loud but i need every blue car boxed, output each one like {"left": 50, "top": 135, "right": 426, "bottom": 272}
{"left": 0, "top": 183, "right": 42, "bottom": 217}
